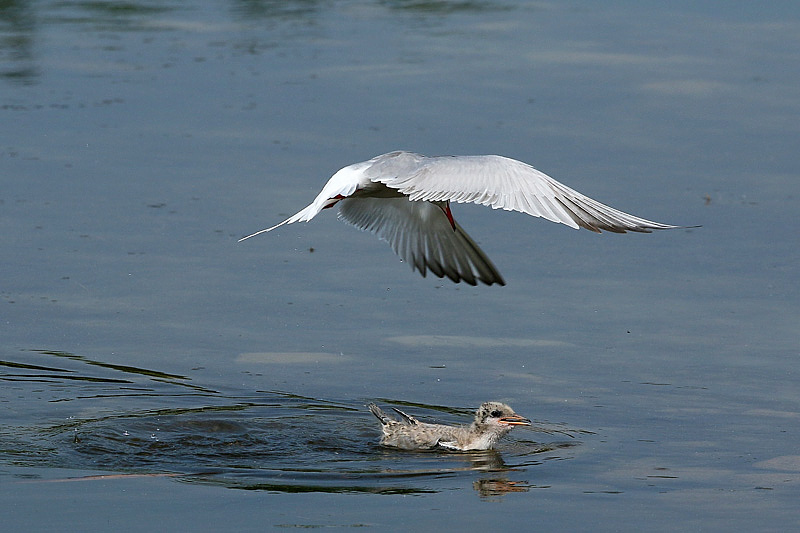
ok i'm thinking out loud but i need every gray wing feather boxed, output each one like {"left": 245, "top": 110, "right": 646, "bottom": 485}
{"left": 368, "top": 403, "right": 392, "bottom": 425}
{"left": 391, "top": 407, "right": 419, "bottom": 426}
{"left": 338, "top": 196, "right": 505, "bottom": 286}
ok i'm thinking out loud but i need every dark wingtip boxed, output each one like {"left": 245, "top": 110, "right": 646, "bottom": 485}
{"left": 483, "top": 275, "right": 506, "bottom": 287}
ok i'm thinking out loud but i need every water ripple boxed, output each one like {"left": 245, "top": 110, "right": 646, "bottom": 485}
{"left": 1, "top": 350, "right": 583, "bottom": 497}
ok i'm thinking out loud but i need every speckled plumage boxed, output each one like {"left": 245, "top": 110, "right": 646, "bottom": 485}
{"left": 368, "top": 401, "right": 531, "bottom": 451}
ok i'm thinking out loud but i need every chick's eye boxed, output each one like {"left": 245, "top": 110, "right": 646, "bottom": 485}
{"left": 490, "top": 410, "right": 502, "bottom": 418}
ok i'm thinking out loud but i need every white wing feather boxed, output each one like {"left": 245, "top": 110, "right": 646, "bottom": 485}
{"left": 364, "top": 151, "right": 680, "bottom": 233}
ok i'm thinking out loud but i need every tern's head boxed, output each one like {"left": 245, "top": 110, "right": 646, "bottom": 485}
{"left": 473, "top": 402, "right": 531, "bottom": 430}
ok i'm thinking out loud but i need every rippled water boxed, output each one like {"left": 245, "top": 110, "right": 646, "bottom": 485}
{"left": 3, "top": 349, "right": 580, "bottom": 499}
{"left": 2, "top": 0, "right": 799, "bottom": 531}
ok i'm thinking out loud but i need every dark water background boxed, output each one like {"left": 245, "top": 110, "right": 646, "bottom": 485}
{"left": 2, "top": 1, "right": 798, "bottom": 530}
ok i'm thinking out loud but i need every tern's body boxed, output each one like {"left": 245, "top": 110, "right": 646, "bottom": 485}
{"left": 368, "top": 402, "right": 531, "bottom": 451}
{"left": 241, "top": 151, "right": 684, "bottom": 285}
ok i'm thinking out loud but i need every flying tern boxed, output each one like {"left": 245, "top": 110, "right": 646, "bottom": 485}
{"left": 240, "top": 151, "right": 686, "bottom": 285}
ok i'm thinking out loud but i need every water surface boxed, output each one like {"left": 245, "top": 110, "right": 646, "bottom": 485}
{"left": 2, "top": 1, "right": 799, "bottom": 530}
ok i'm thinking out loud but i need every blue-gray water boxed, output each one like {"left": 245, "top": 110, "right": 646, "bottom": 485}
{"left": 2, "top": 1, "right": 798, "bottom": 530}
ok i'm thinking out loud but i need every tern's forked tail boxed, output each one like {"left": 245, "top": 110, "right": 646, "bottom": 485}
{"left": 238, "top": 201, "right": 321, "bottom": 242}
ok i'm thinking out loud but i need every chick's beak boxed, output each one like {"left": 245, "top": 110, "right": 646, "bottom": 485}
{"left": 499, "top": 414, "right": 531, "bottom": 426}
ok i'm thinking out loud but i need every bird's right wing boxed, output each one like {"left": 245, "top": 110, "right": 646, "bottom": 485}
{"left": 391, "top": 407, "right": 420, "bottom": 426}
{"left": 368, "top": 152, "right": 682, "bottom": 234}
{"left": 337, "top": 196, "right": 506, "bottom": 286}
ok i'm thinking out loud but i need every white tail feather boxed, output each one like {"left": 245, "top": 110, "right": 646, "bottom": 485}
{"left": 238, "top": 202, "right": 320, "bottom": 242}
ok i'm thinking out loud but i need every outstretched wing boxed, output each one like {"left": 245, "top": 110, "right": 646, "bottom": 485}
{"left": 338, "top": 196, "right": 506, "bottom": 286}
{"left": 365, "top": 151, "right": 681, "bottom": 233}
{"left": 391, "top": 407, "right": 420, "bottom": 426}
{"left": 368, "top": 403, "right": 393, "bottom": 425}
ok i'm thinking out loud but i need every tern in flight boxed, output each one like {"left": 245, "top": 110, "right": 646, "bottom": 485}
{"left": 240, "top": 151, "right": 686, "bottom": 286}
{"left": 368, "top": 402, "right": 531, "bottom": 451}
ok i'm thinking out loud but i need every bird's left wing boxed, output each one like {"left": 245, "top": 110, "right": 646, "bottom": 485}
{"left": 368, "top": 403, "right": 393, "bottom": 425}
{"left": 338, "top": 196, "right": 505, "bottom": 286}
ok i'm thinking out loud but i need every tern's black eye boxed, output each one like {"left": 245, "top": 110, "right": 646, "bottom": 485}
{"left": 490, "top": 410, "right": 502, "bottom": 418}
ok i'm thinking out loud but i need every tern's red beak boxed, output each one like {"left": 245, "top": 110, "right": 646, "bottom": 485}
{"left": 499, "top": 414, "right": 531, "bottom": 426}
